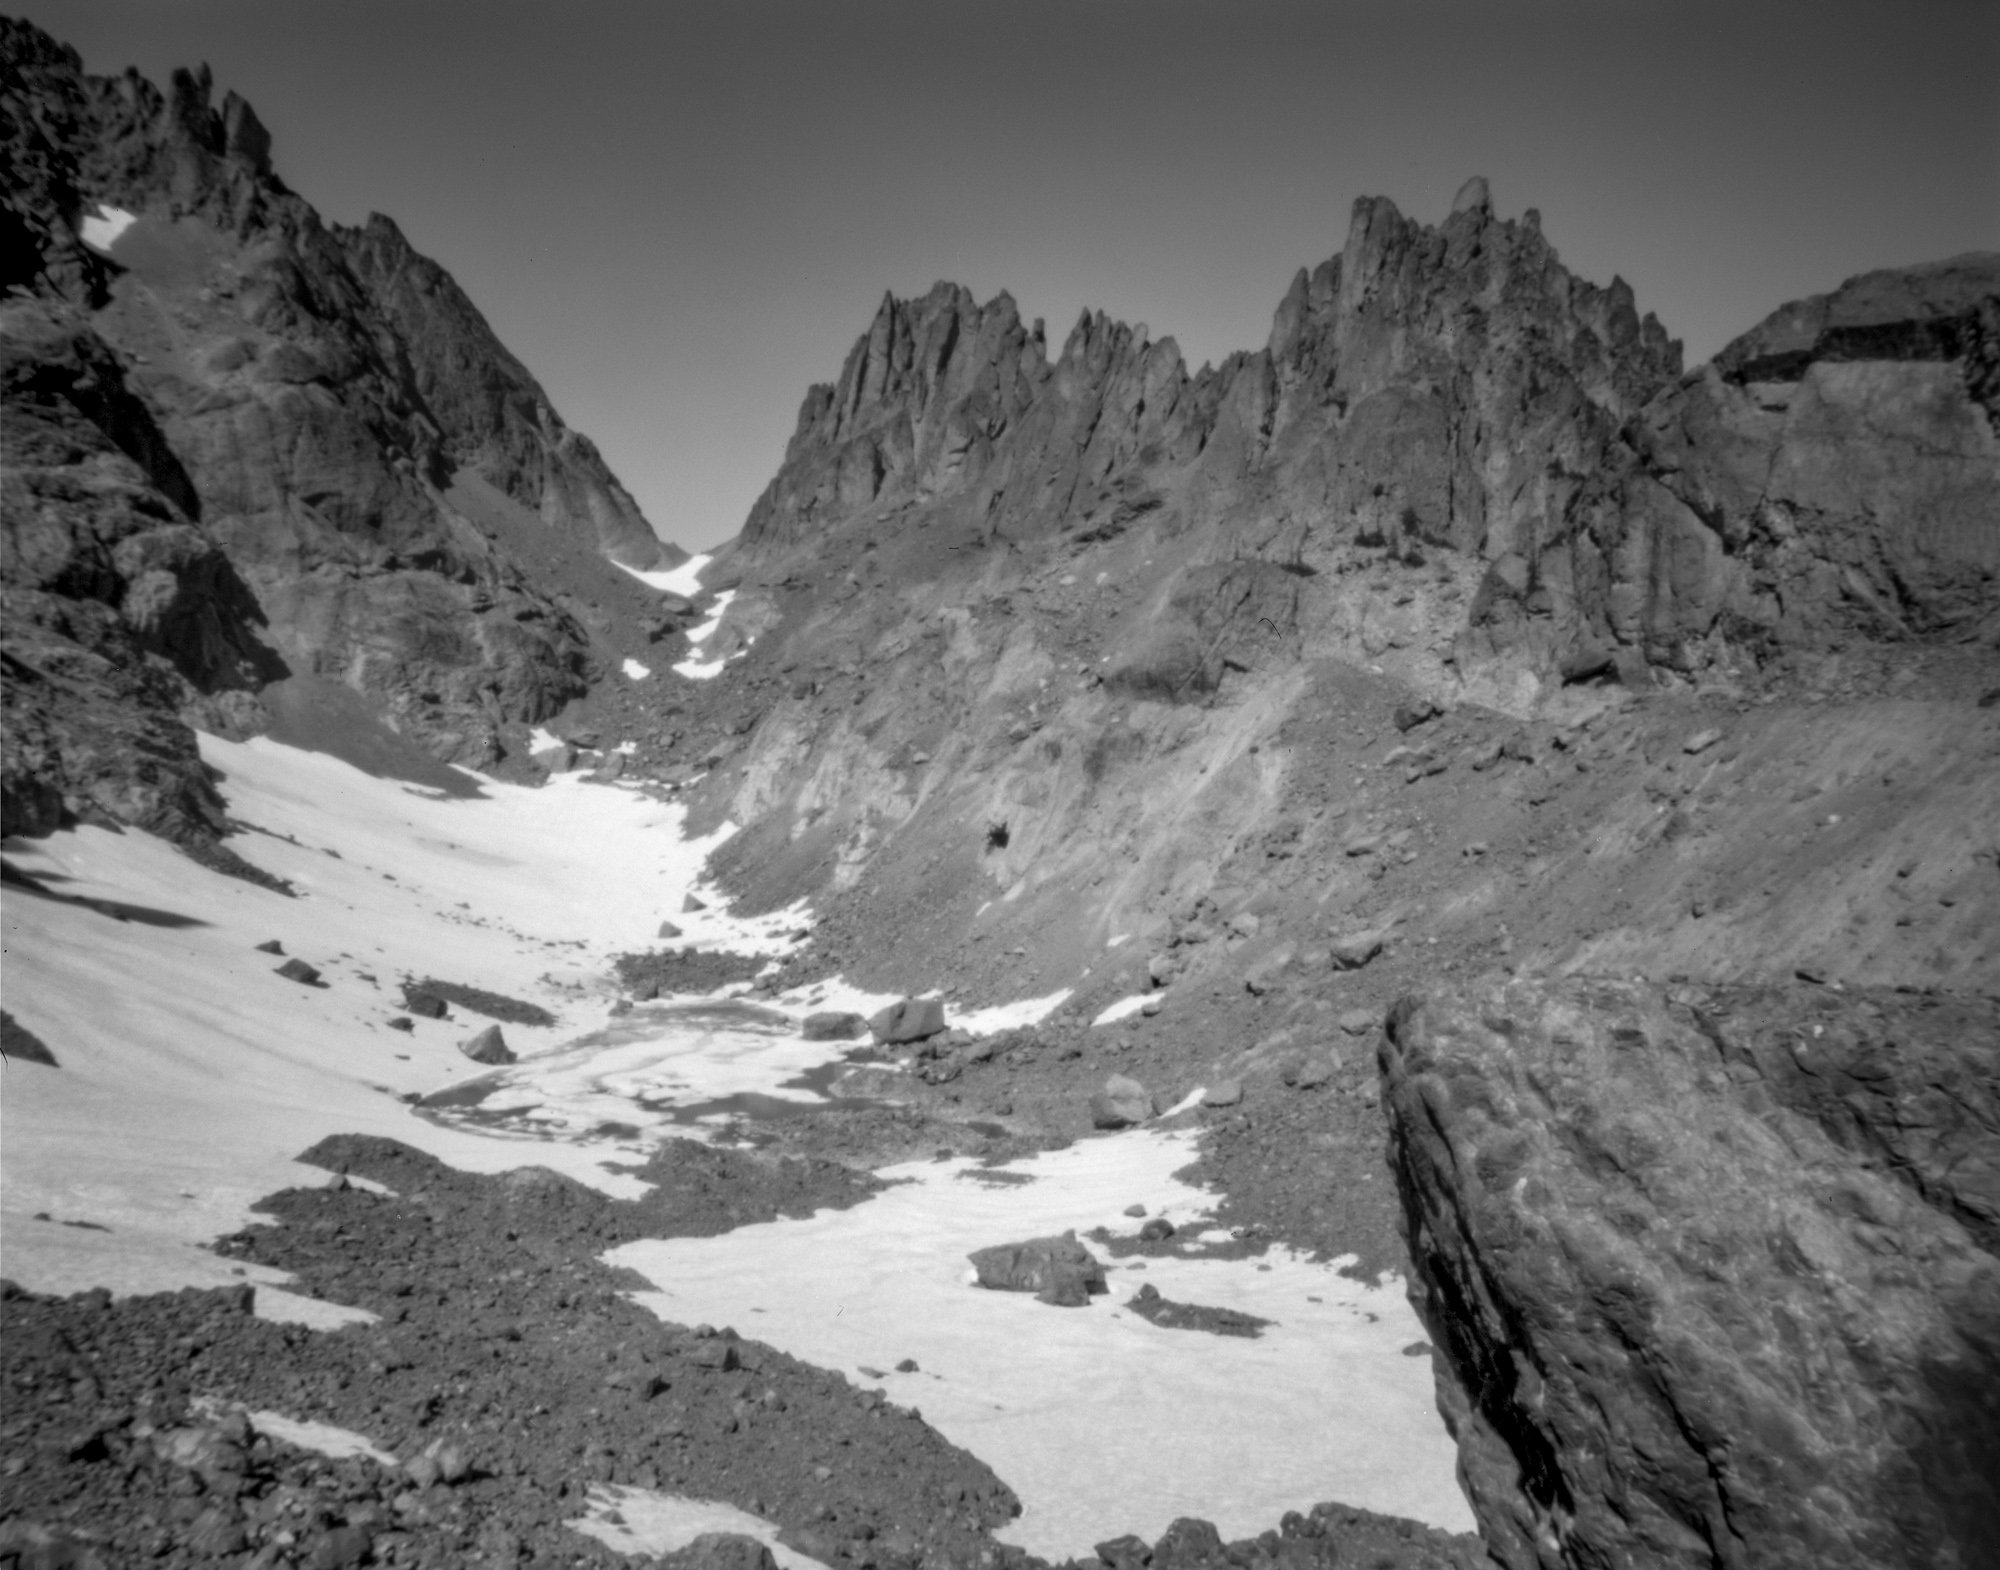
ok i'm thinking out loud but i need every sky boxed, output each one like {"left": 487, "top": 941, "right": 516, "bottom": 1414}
{"left": 20, "top": 0, "right": 2000, "bottom": 553}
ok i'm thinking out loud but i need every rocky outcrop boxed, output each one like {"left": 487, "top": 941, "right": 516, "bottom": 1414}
{"left": 729, "top": 176, "right": 1995, "bottom": 697}
{"left": 1381, "top": 977, "right": 2000, "bottom": 1570}
{"left": 1, "top": 298, "right": 273, "bottom": 844}
{"left": 1474, "top": 255, "right": 2000, "bottom": 678}
{"left": 727, "top": 181, "right": 1691, "bottom": 686}
{"left": 0, "top": 18, "right": 683, "bottom": 844}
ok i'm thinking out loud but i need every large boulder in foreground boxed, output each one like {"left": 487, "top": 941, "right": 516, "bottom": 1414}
{"left": 1381, "top": 977, "right": 2000, "bottom": 1570}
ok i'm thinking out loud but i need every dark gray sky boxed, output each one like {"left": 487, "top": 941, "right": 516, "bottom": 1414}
{"left": 21, "top": 0, "right": 2000, "bottom": 552}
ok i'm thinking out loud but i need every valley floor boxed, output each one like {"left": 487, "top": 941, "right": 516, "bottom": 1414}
{"left": 0, "top": 735, "right": 1481, "bottom": 1568}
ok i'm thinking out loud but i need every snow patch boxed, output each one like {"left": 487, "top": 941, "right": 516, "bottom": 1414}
{"left": 78, "top": 204, "right": 136, "bottom": 251}
{"left": 611, "top": 1131, "right": 1472, "bottom": 1553}
{"left": 683, "top": 589, "right": 737, "bottom": 647}
{"left": 570, "top": 1485, "right": 829, "bottom": 1567}
{"left": 951, "top": 990, "right": 1073, "bottom": 1035}
{"left": 193, "top": 1397, "right": 397, "bottom": 1465}
{"left": 674, "top": 588, "right": 750, "bottom": 679}
{"left": 615, "top": 552, "right": 712, "bottom": 597}
{"left": 1091, "top": 994, "right": 1149, "bottom": 1026}
{"left": 622, "top": 657, "right": 652, "bottom": 680}
{"left": 254, "top": 1287, "right": 378, "bottom": 1331}
{"left": 528, "top": 727, "right": 563, "bottom": 753}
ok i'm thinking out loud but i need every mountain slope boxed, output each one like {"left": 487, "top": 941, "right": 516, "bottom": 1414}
{"left": 0, "top": 18, "right": 685, "bottom": 852}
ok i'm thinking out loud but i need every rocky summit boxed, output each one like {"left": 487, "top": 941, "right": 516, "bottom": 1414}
{"left": 4, "top": 15, "right": 1998, "bottom": 1570}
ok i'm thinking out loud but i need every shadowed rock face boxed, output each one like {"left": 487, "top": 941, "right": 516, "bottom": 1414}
{"left": 0, "top": 298, "right": 273, "bottom": 841}
{"left": 0, "top": 18, "right": 680, "bottom": 840}
{"left": 1381, "top": 977, "right": 2000, "bottom": 1570}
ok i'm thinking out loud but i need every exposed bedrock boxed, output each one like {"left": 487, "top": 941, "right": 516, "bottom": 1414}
{"left": 1381, "top": 976, "right": 2000, "bottom": 1570}
{"left": 0, "top": 297, "right": 274, "bottom": 843}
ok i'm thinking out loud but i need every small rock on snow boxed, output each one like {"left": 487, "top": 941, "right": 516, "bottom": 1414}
{"left": 458, "top": 1025, "right": 515, "bottom": 1065}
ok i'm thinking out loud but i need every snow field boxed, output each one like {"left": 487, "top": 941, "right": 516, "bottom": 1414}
{"left": 3, "top": 732, "right": 1473, "bottom": 1554}
{"left": 610, "top": 1132, "right": 1474, "bottom": 1553}
{"left": 1, "top": 735, "right": 788, "bottom": 1304}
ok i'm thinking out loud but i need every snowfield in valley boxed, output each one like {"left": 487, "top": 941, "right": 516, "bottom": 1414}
{"left": 1, "top": 734, "right": 1471, "bottom": 1552}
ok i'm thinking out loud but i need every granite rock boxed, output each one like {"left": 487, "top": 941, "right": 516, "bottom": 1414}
{"left": 1381, "top": 976, "right": 2000, "bottom": 1570}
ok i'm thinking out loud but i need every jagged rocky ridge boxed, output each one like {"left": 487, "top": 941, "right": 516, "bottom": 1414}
{"left": 661, "top": 190, "right": 1996, "bottom": 982}
{"left": 727, "top": 176, "right": 1997, "bottom": 694}
{"left": 1, "top": 19, "right": 682, "bottom": 847}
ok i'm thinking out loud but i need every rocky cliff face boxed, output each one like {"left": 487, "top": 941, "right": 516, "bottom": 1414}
{"left": 1381, "top": 977, "right": 2000, "bottom": 1570}
{"left": 1, "top": 19, "right": 682, "bottom": 847}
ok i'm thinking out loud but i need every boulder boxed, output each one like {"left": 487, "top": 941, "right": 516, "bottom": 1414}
{"left": 273, "top": 958, "right": 322, "bottom": 986}
{"left": 1338, "top": 1007, "right": 1380, "bottom": 1036}
{"left": 683, "top": 894, "right": 709, "bottom": 913}
{"left": 402, "top": 987, "right": 448, "bottom": 1019}
{"left": 254, "top": 939, "right": 284, "bottom": 955}
{"left": 801, "top": 1011, "right": 866, "bottom": 1041}
{"left": 1242, "top": 943, "right": 1297, "bottom": 994}
{"left": 1090, "top": 1074, "right": 1156, "bottom": 1129}
{"left": 458, "top": 1025, "right": 515, "bottom": 1065}
{"left": 1150, "top": 1518, "right": 1226, "bottom": 1568}
{"left": 655, "top": 920, "right": 683, "bottom": 940}
{"left": 1202, "top": 1079, "right": 1243, "bottom": 1109}
{"left": 1292, "top": 1056, "right": 1334, "bottom": 1089}
{"left": 1381, "top": 977, "right": 2000, "bottom": 1570}
{"left": 867, "top": 996, "right": 947, "bottom": 1044}
{"left": 1094, "top": 1536, "right": 1151, "bottom": 1570}
{"left": 657, "top": 1535, "right": 778, "bottom": 1570}
{"left": 968, "top": 1231, "right": 1107, "bottom": 1306}
{"left": 1329, "top": 929, "right": 1387, "bottom": 970}
{"left": 386, "top": 1017, "right": 414, "bottom": 1033}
